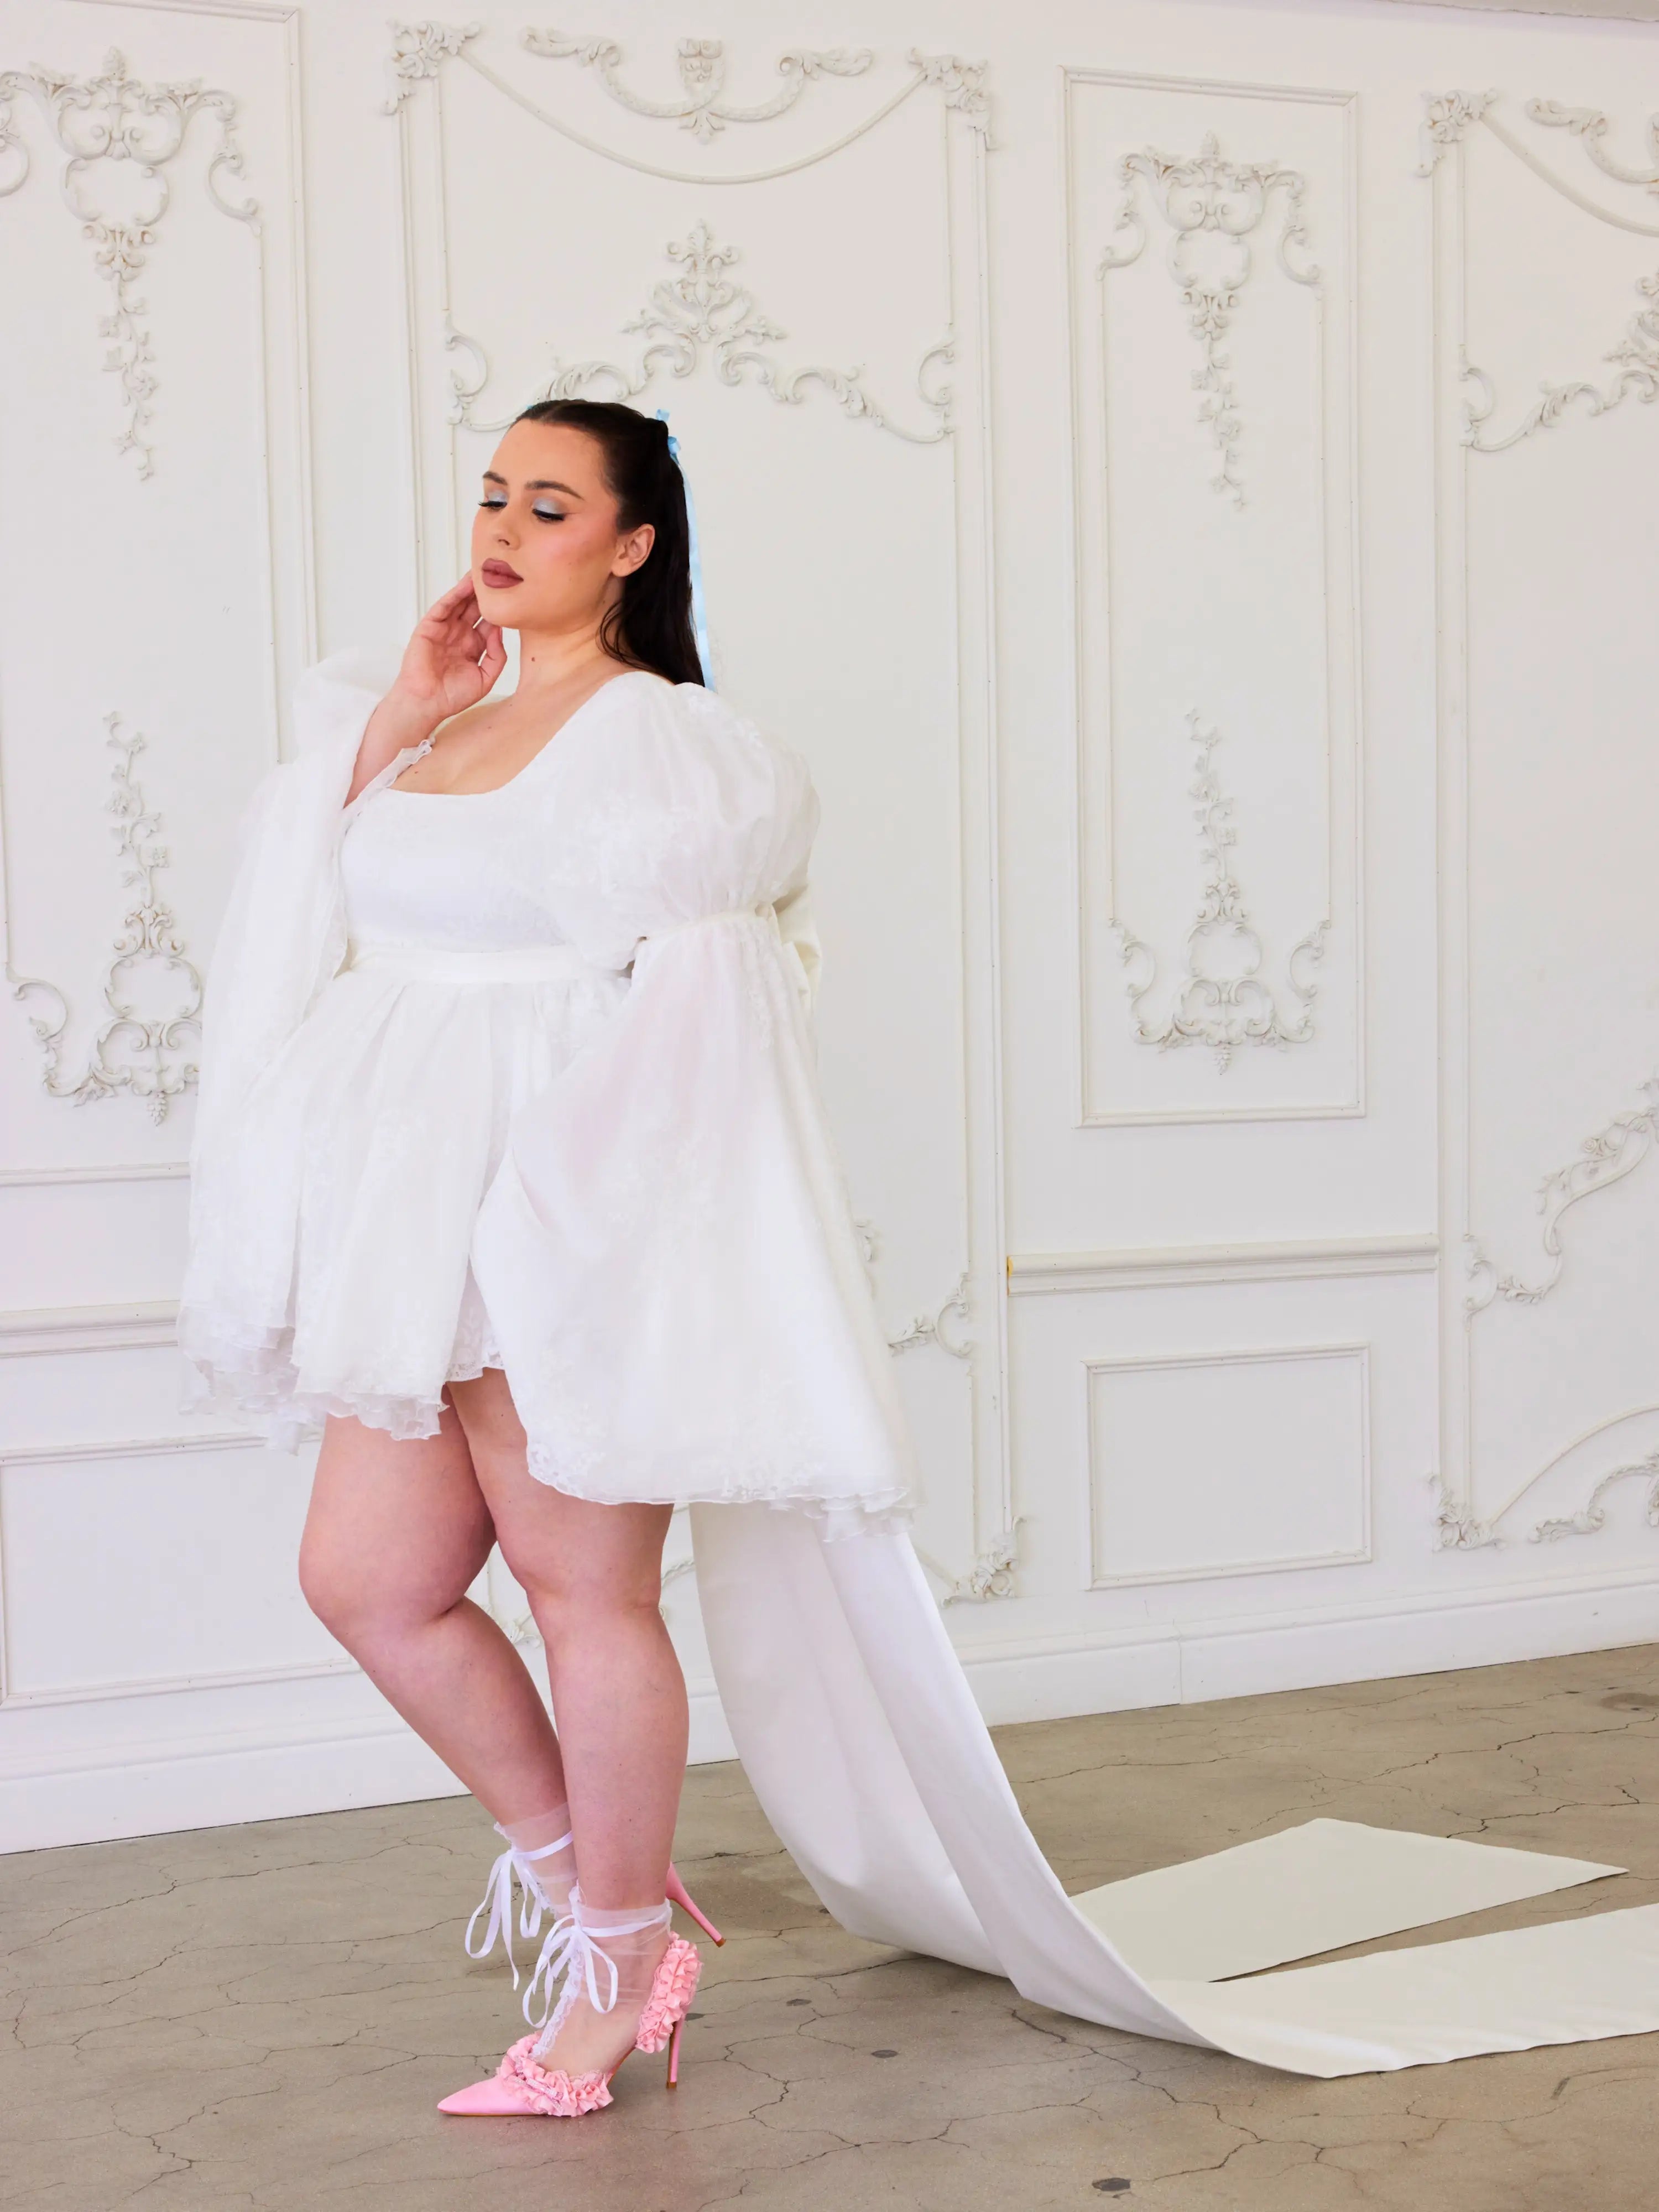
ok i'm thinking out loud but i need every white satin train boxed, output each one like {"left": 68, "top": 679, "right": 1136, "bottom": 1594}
{"left": 691, "top": 1504, "right": 1659, "bottom": 2078}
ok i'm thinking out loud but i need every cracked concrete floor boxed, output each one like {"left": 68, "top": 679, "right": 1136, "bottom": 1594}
{"left": 7, "top": 1643, "right": 1659, "bottom": 2212}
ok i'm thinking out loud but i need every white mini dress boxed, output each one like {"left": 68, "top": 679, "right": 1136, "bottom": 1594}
{"left": 179, "top": 656, "right": 907, "bottom": 1531}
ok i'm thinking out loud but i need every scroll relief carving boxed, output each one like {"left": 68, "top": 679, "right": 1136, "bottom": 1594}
{"left": 854, "top": 1222, "right": 1010, "bottom": 1598}
{"left": 917, "top": 1524, "right": 1024, "bottom": 1605}
{"left": 1435, "top": 1418, "right": 1659, "bottom": 1553}
{"left": 522, "top": 29, "right": 872, "bottom": 140}
{"left": 1439, "top": 1078, "right": 1659, "bottom": 1550}
{"left": 521, "top": 30, "right": 989, "bottom": 143}
{"left": 1110, "top": 713, "right": 1324, "bottom": 1072}
{"left": 11, "top": 716, "right": 201, "bottom": 1121}
{"left": 1464, "top": 1078, "right": 1659, "bottom": 1317}
{"left": 854, "top": 1220, "right": 974, "bottom": 1362}
{"left": 446, "top": 220, "right": 953, "bottom": 445}
{"left": 1422, "top": 90, "right": 1659, "bottom": 452}
{"left": 0, "top": 48, "right": 258, "bottom": 477}
{"left": 1099, "top": 132, "right": 1318, "bottom": 508}
{"left": 384, "top": 20, "right": 481, "bottom": 112}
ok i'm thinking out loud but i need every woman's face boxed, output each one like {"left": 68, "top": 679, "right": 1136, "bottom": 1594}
{"left": 469, "top": 419, "right": 654, "bottom": 636}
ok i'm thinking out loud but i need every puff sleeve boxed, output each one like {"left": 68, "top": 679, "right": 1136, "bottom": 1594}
{"left": 469, "top": 682, "right": 916, "bottom": 1532}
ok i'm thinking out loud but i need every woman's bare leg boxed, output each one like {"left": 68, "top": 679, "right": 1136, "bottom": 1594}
{"left": 299, "top": 1398, "right": 567, "bottom": 1822}
{"left": 447, "top": 1369, "right": 687, "bottom": 1911}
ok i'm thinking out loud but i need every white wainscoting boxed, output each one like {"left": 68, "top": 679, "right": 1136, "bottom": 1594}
{"left": 4, "top": 0, "right": 1659, "bottom": 1854}
{"left": 1085, "top": 1343, "right": 1371, "bottom": 1588}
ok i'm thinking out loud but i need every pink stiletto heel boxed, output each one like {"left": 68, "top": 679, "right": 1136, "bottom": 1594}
{"left": 666, "top": 1861, "right": 724, "bottom": 1947}
{"left": 438, "top": 1916, "right": 701, "bottom": 2117}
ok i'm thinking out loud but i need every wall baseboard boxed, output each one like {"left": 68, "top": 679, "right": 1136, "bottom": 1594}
{"left": 6, "top": 1565, "right": 1654, "bottom": 1854}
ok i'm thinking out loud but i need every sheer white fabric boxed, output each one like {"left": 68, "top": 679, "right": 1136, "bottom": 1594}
{"left": 180, "top": 655, "right": 913, "bottom": 1529}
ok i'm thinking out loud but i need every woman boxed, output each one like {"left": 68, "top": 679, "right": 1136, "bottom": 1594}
{"left": 181, "top": 399, "right": 914, "bottom": 2114}
{"left": 180, "top": 398, "right": 1620, "bottom": 2103}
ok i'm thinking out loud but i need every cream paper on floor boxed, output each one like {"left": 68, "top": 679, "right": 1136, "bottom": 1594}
{"left": 1072, "top": 1818, "right": 1623, "bottom": 1983}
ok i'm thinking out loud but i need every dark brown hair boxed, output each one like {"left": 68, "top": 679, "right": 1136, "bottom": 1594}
{"left": 512, "top": 397, "right": 703, "bottom": 688}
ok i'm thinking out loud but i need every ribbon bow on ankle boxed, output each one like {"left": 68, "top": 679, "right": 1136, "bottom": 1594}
{"left": 465, "top": 1830, "right": 572, "bottom": 1988}
{"left": 523, "top": 1902, "right": 672, "bottom": 2029}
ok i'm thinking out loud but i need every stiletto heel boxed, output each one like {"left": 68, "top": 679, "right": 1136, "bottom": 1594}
{"left": 666, "top": 1861, "right": 724, "bottom": 1946}
{"left": 439, "top": 1910, "right": 701, "bottom": 2117}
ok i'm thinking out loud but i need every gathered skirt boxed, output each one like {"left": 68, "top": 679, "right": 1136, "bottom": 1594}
{"left": 179, "top": 941, "right": 629, "bottom": 1447}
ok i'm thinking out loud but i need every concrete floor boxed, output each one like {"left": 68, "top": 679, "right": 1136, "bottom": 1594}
{"left": 7, "top": 1645, "right": 1659, "bottom": 2212}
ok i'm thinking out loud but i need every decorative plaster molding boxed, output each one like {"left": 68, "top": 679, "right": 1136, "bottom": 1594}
{"left": 0, "top": 48, "right": 258, "bottom": 476}
{"left": 1433, "top": 1407, "right": 1659, "bottom": 1550}
{"left": 521, "top": 30, "right": 872, "bottom": 142}
{"left": 397, "top": 30, "right": 989, "bottom": 187}
{"left": 1110, "top": 713, "right": 1324, "bottom": 1070}
{"left": 917, "top": 1522, "right": 1021, "bottom": 1604}
{"left": 9, "top": 716, "right": 201, "bottom": 1121}
{"left": 1008, "top": 1234, "right": 1438, "bottom": 1295}
{"left": 0, "top": 1300, "right": 177, "bottom": 1357}
{"left": 907, "top": 52, "right": 990, "bottom": 138}
{"left": 1527, "top": 99, "right": 1659, "bottom": 194}
{"left": 1460, "top": 288, "right": 1659, "bottom": 450}
{"left": 1533, "top": 1449, "right": 1659, "bottom": 1543}
{"left": 446, "top": 222, "right": 952, "bottom": 444}
{"left": 1100, "top": 132, "right": 1317, "bottom": 505}
{"left": 1464, "top": 1078, "right": 1659, "bottom": 1315}
{"left": 1431, "top": 1478, "right": 1501, "bottom": 1552}
{"left": 1087, "top": 1343, "right": 1371, "bottom": 1588}
{"left": 887, "top": 1271, "right": 972, "bottom": 1359}
{"left": 1417, "top": 88, "right": 1498, "bottom": 176}
{"left": 1426, "top": 91, "right": 1659, "bottom": 451}
{"left": 384, "top": 20, "right": 479, "bottom": 113}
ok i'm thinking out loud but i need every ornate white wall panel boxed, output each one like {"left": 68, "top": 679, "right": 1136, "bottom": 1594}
{"left": 1430, "top": 86, "right": 1659, "bottom": 1551}
{"left": 1087, "top": 1343, "right": 1371, "bottom": 1586}
{"left": 0, "top": 0, "right": 314, "bottom": 1201}
{"left": 1066, "top": 71, "right": 1361, "bottom": 1124}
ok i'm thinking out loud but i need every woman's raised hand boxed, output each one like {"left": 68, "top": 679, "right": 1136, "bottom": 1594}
{"left": 346, "top": 581, "right": 507, "bottom": 805}
{"left": 386, "top": 579, "right": 508, "bottom": 731}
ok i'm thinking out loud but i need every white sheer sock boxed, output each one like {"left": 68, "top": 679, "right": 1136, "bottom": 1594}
{"left": 465, "top": 1803, "right": 575, "bottom": 1987}
{"left": 526, "top": 1889, "right": 674, "bottom": 2079}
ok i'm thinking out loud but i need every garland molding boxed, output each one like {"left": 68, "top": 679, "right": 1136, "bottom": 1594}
{"left": 0, "top": 46, "right": 258, "bottom": 477}
{"left": 9, "top": 717, "right": 201, "bottom": 1123}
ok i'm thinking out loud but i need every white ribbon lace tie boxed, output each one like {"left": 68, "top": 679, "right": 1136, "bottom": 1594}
{"left": 522, "top": 1901, "right": 672, "bottom": 2030}
{"left": 463, "top": 1829, "right": 573, "bottom": 1989}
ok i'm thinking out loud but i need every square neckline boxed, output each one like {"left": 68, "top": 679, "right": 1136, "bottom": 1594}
{"left": 383, "top": 667, "right": 668, "bottom": 800}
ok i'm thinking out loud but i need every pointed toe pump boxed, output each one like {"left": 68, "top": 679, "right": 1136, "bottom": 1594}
{"left": 439, "top": 1897, "right": 701, "bottom": 2119}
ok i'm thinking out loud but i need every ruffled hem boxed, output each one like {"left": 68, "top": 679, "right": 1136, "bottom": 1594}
{"left": 179, "top": 1326, "right": 911, "bottom": 1532}
{"left": 178, "top": 1313, "right": 504, "bottom": 1451}
{"left": 523, "top": 1438, "right": 912, "bottom": 1536}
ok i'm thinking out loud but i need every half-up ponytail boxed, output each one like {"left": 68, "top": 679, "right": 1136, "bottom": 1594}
{"left": 512, "top": 398, "right": 705, "bottom": 688}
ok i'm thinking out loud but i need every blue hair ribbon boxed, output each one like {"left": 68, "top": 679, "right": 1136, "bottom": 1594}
{"left": 655, "top": 407, "right": 714, "bottom": 689}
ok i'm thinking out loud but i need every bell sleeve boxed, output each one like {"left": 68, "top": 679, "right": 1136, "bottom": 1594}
{"left": 182, "top": 650, "right": 424, "bottom": 1364}
{"left": 469, "top": 682, "right": 916, "bottom": 1532}
{"left": 189, "top": 650, "right": 411, "bottom": 1172}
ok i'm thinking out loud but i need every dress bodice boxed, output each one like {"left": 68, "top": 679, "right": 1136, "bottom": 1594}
{"left": 340, "top": 773, "right": 568, "bottom": 955}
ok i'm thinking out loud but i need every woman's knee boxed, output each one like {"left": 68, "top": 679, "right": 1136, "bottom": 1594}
{"left": 296, "top": 1525, "right": 372, "bottom": 1640}
{"left": 495, "top": 1537, "right": 660, "bottom": 1635}
{"left": 298, "top": 1525, "right": 462, "bottom": 1648}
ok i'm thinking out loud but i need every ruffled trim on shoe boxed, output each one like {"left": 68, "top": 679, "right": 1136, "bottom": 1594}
{"left": 634, "top": 1935, "right": 701, "bottom": 2055}
{"left": 497, "top": 2034, "right": 613, "bottom": 2116}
